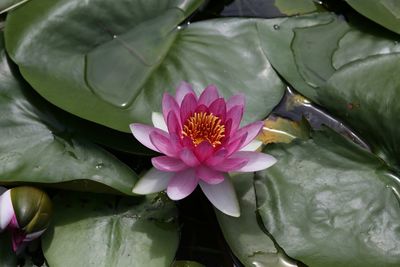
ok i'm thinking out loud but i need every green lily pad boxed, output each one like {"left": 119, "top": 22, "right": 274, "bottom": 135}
{"left": 274, "top": 0, "right": 319, "bottom": 16}
{"left": 322, "top": 53, "right": 400, "bottom": 171}
{"left": 216, "top": 173, "right": 299, "bottom": 267}
{"left": 345, "top": 0, "right": 400, "bottom": 34}
{"left": 42, "top": 192, "right": 179, "bottom": 267}
{"left": 5, "top": 0, "right": 285, "bottom": 132}
{"left": 0, "top": 35, "right": 137, "bottom": 194}
{"left": 256, "top": 129, "right": 400, "bottom": 267}
{"left": 257, "top": 12, "right": 334, "bottom": 101}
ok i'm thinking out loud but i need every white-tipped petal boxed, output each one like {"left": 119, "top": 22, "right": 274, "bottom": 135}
{"left": 199, "top": 176, "right": 240, "bottom": 217}
{"left": 152, "top": 112, "right": 168, "bottom": 132}
{"left": 232, "top": 151, "right": 277, "bottom": 172}
{"left": 0, "top": 190, "right": 14, "bottom": 231}
{"left": 240, "top": 139, "right": 262, "bottom": 151}
{"left": 132, "top": 168, "right": 173, "bottom": 195}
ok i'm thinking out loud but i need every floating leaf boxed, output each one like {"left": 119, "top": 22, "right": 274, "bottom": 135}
{"left": 345, "top": 0, "right": 400, "bottom": 34}
{"left": 216, "top": 173, "right": 299, "bottom": 267}
{"left": 322, "top": 54, "right": 400, "bottom": 171}
{"left": 0, "top": 35, "right": 137, "bottom": 194}
{"left": 5, "top": 0, "right": 285, "bottom": 132}
{"left": 256, "top": 129, "right": 400, "bottom": 267}
{"left": 42, "top": 192, "right": 179, "bottom": 267}
{"left": 274, "top": 0, "right": 319, "bottom": 16}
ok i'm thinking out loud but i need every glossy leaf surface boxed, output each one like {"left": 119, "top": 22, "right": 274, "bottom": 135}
{"left": 256, "top": 130, "right": 400, "bottom": 267}
{"left": 5, "top": 0, "right": 285, "bottom": 132}
{"left": 42, "top": 192, "right": 179, "bottom": 267}
{"left": 0, "top": 35, "right": 137, "bottom": 194}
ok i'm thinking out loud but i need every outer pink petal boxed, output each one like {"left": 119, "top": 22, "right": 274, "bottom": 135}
{"left": 162, "top": 93, "right": 180, "bottom": 123}
{"left": 130, "top": 123, "right": 168, "bottom": 152}
{"left": 132, "top": 168, "right": 173, "bottom": 194}
{"left": 199, "top": 177, "right": 240, "bottom": 217}
{"left": 180, "top": 93, "right": 197, "bottom": 123}
{"left": 226, "top": 105, "right": 244, "bottom": 133}
{"left": 213, "top": 157, "right": 248, "bottom": 172}
{"left": 152, "top": 156, "right": 187, "bottom": 172}
{"left": 175, "top": 82, "right": 197, "bottom": 105}
{"left": 149, "top": 131, "right": 177, "bottom": 157}
{"left": 167, "top": 169, "right": 198, "bottom": 200}
{"left": 198, "top": 85, "right": 219, "bottom": 106}
{"left": 225, "top": 133, "right": 248, "bottom": 155}
{"left": 229, "top": 151, "right": 277, "bottom": 172}
{"left": 226, "top": 93, "right": 245, "bottom": 111}
{"left": 194, "top": 141, "right": 214, "bottom": 162}
{"left": 208, "top": 98, "right": 226, "bottom": 121}
{"left": 179, "top": 148, "right": 200, "bottom": 167}
{"left": 196, "top": 166, "right": 224, "bottom": 184}
{"left": 234, "top": 121, "right": 264, "bottom": 150}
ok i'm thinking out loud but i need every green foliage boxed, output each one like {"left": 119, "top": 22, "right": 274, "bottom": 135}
{"left": 42, "top": 192, "right": 179, "bottom": 267}
{"left": 257, "top": 130, "right": 400, "bottom": 267}
{"left": 5, "top": 0, "right": 285, "bottom": 132}
{"left": 0, "top": 35, "right": 138, "bottom": 194}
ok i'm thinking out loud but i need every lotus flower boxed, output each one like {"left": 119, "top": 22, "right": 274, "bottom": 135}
{"left": 130, "top": 82, "right": 276, "bottom": 217}
{"left": 0, "top": 186, "right": 52, "bottom": 252}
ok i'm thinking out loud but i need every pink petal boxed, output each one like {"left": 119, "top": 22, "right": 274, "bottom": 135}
{"left": 149, "top": 131, "right": 177, "bottom": 157}
{"left": 132, "top": 168, "right": 173, "bottom": 194}
{"left": 234, "top": 121, "right": 264, "bottom": 149}
{"left": 213, "top": 157, "right": 248, "bottom": 172}
{"left": 205, "top": 148, "right": 227, "bottom": 166}
{"left": 198, "top": 84, "right": 219, "bottom": 106}
{"left": 208, "top": 98, "right": 226, "bottom": 122}
{"left": 194, "top": 141, "right": 214, "bottom": 162}
{"left": 226, "top": 105, "right": 244, "bottom": 133}
{"left": 130, "top": 123, "right": 168, "bottom": 152}
{"left": 12, "top": 231, "right": 25, "bottom": 252}
{"left": 180, "top": 93, "right": 197, "bottom": 123}
{"left": 195, "top": 104, "right": 208, "bottom": 114}
{"left": 166, "top": 111, "right": 182, "bottom": 135}
{"left": 196, "top": 166, "right": 224, "bottom": 184}
{"left": 0, "top": 190, "right": 14, "bottom": 231}
{"left": 152, "top": 156, "right": 187, "bottom": 172}
{"left": 179, "top": 148, "right": 200, "bottom": 167}
{"left": 175, "top": 82, "right": 197, "bottom": 105}
{"left": 199, "top": 177, "right": 240, "bottom": 217}
{"left": 167, "top": 169, "right": 198, "bottom": 200}
{"left": 225, "top": 133, "right": 248, "bottom": 155}
{"left": 226, "top": 93, "right": 245, "bottom": 111}
{"left": 229, "top": 151, "right": 277, "bottom": 172}
{"left": 162, "top": 93, "right": 180, "bottom": 124}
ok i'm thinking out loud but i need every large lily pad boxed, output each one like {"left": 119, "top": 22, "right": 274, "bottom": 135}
{"left": 216, "top": 172, "right": 299, "bottom": 267}
{"left": 5, "top": 0, "right": 285, "bottom": 132}
{"left": 345, "top": 0, "right": 400, "bottom": 34}
{"left": 42, "top": 192, "right": 179, "bottom": 267}
{"left": 322, "top": 54, "right": 400, "bottom": 171}
{"left": 256, "top": 129, "right": 400, "bottom": 267}
{"left": 258, "top": 12, "right": 400, "bottom": 104}
{"left": 0, "top": 35, "right": 137, "bottom": 195}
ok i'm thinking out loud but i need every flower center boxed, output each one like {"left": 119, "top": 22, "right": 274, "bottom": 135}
{"left": 182, "top": 112, "right": 225, "bottom": 147}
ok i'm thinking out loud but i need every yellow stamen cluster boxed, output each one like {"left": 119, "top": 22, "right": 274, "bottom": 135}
{"left": 182, "top": 112, "right": 225, "bottom": 147}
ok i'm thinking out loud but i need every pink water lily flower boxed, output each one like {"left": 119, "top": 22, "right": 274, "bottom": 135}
{"left": 130, "top": 82, "right": 276, "bottom": 217}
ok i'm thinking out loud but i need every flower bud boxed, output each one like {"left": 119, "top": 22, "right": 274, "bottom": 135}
{"left": 0, "top": 186, "right": 52, "bottom": 252}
